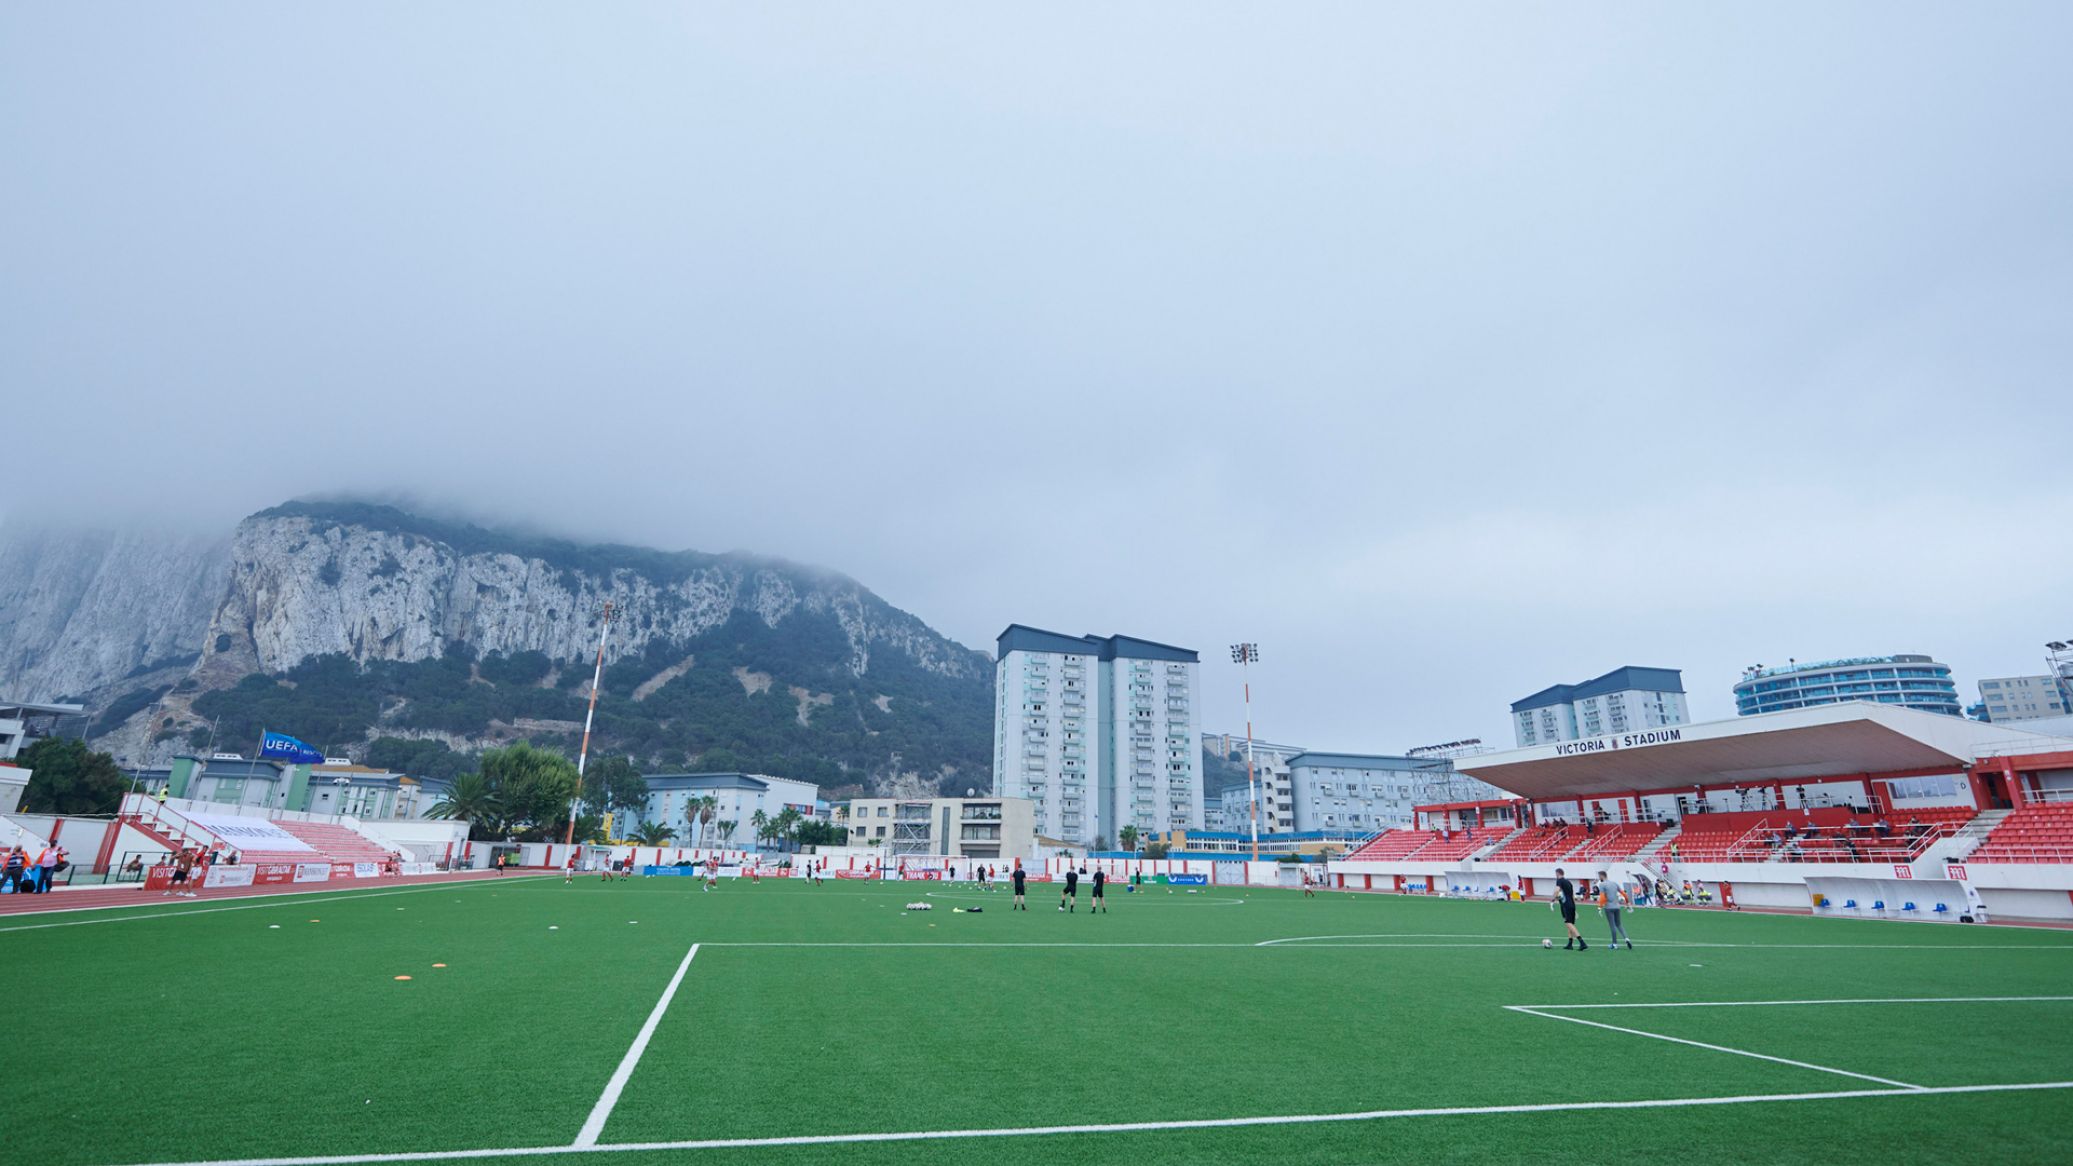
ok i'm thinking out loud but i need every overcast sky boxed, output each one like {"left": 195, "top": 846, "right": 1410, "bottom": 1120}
{"left": 5, "top": 5, "right": 2070, "bottom": 752}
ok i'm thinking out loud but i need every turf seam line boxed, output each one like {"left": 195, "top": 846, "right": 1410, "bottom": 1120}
{"left": 1514, "top": 996, "right": 2073, "bottom": 1010}
{"left": 88, "top": 1080, "right": 2073, "bottom": 1166}
{"left": 0, "top": 876, "right": 556, "bottom": 932}
{"left": 572, "top": 943, "right": 700, "bottom": 1147}
{"left": 1504, "top": 1006, "right": 1924, "bottom": 1090}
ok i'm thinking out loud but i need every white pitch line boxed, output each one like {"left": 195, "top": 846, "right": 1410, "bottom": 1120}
{"left": 699, "top": 941, "right": 1529, "bottom": 949}
{"left": 89, "top": 1080, "right": 2073, "bottom": 1166}
{"left": 0, "top": 877, "right": 553, "bottom": 933}
{"left": 572, "top": 943, "right": 701, "bottom": 1147}
{"left": 1506, "top": 1006, "right": 1922, "bottom": 1089}
{"left": 1517, "top": 996, "right": 2073, "bottom": 1010}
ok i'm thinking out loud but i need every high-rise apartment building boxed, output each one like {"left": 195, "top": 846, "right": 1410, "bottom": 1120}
{"left": 1733, "top": 655, "right": 1961, "bottom": 718}
{"left": 992, "top": 625, "right": 1202, "bottom": 846}
{"left": 1978, "top": 668, "right": 2073, "bottom": 723}
{"left": 1511, "top": 667, "right": 1689, "bottom": 747}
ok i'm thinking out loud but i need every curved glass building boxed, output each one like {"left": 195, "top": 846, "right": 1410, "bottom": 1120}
{"left": 1733, "top": 655, "right": 1962, "bottom": 717}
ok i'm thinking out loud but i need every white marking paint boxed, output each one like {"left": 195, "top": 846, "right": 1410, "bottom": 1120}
{"left": 1514, "top": 996, "right": 2073, "bottom": 1011}
{"left": 572, "top": 944, "right": 701, "bottom": 1147}
{"left": 89, "top": 1080, "right": 2073, "bottom": 1166}
{"left": 0, "top": 877, "right": 551, "bottom": 933}
{"left": 1506, "top": 1006, "right": 1921, "bottom": 1089}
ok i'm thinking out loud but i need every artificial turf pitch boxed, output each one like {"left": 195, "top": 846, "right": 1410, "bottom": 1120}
{"left": 9, "top": 875, "right": 2073, "bottom": 1166}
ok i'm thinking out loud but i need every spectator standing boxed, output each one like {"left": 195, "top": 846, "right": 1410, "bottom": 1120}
{"left": 2, "top": 847, "right": 26, "bottom": 893}
{"left": 1597, "top": 869, "right": 1633, "bottom": 950}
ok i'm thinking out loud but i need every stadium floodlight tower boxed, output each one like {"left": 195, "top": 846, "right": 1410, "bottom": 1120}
{"left": 1230, "top": 642, "right": 1261, "bottom": 861}
{"left": 565, "top": 599, "right": 617, "bottom": 847}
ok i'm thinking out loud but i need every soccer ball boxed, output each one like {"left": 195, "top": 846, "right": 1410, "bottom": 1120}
{"left": 1542, "top": 938, "right": 1553, "bottom": 949}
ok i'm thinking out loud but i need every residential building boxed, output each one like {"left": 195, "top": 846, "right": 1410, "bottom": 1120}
{"left": 1511, "top": 668, "right": 1689, "bottom": 747}
{"left": 1215, "top": 754, "right": 1294, "bottom": 835}
{"left": 1734, "top": 655, "right": 1961, "bottom": 718}
{"left": 641, "top": 772, "right": 821, "bottom": 849}
{"left": 842, "top": 795, "right": 1037, "bottom": 861}
{"left": 1285, "top": 752, "right": 1508, "bottom": 833}
{"left": 1200, "top": 734, "right": 1307, "bottom": 768}
{"left": 1979, "top": 666, "right": 2073, "bottom": 723}
{"left": 992, "top": 625, "right": 1202, "bottom": 847}
{"left": 137, "top": 755, "right": 448, "bottom": 819}
{"left": 0, "top": 701, "right": 84, "bottom": 762}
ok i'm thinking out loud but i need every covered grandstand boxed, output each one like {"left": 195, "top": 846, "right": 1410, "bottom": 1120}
{"left": 1328, "top": 702, "right": 2073, "bottom": 919}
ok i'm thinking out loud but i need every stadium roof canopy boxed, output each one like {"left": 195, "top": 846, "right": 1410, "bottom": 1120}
{"left": 1455, "top": 702, "right": 2070, "bottom": 802}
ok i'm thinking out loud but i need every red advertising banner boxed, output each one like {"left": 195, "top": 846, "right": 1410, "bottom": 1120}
{"left": 254, "top": 863, "right": 297, "bottom": 885}
{"left": 1945, "top": 864, "right": 1968, "bottom": 881}
{"left": 834, "top": 871, "right": 876, "bottom": 880}
{"left": 144, "top": 865, "right": 174, "bottom": 891}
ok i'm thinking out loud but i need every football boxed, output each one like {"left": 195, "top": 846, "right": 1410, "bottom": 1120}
{"left": 1542, "top": 938, "right": 1553, "bottom": 948}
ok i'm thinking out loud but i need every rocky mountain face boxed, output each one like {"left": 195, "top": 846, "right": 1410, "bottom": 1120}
{"left": 0, "top": 502, "right": 994, "bottom": 790}
{"left": 0, "top": 527, "right": 231, "bottom": 701}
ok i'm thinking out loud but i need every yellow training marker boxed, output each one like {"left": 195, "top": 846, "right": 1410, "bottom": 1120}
{"left": 394, "top": 975, "right": 413, "bottom": 981}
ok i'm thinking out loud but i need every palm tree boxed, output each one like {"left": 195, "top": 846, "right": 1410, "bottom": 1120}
{"left": 427, "top": 773, "right": 502, "bottom": 840}
{"left": 695, "top": 795, "right": 718, "bottom": 849}
{"left": 773, "top": 806, "right": 802, "bottom": 852}
{"left": 750, "top": 808, "right": 769, "bottom": 850}
{"left": 630, "top": 821, "right": 675, "bottom": 846}
{"left": 1119, "top": 825, "right": 1141, "bottom": 853}
{"left": 717, "top": 819, "right": 737, "bottom": 846}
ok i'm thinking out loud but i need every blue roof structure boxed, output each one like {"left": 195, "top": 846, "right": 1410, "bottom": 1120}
{"left": 1510, "top": 667, "right": 1685, "bottom": 713}
{"left": 645, "top": 773, "right": 771, "bottom": 792}
{"left": 1286, "top": 751, "right": 1453, "bottom": 772}
{"left": 996, "top": 624, "right": 1199, "bottom": 664}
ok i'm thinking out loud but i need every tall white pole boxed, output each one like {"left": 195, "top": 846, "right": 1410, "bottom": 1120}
{"left": 1245, "top": 673, "right": 1259, "bottom": 862}
{"left": 565, "top": 600, "right": 615, "bottom": 846}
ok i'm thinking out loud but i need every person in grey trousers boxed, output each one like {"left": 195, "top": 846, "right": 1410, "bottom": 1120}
{"left": 1598, "top": 869, "right": 1634, "bottom": 950}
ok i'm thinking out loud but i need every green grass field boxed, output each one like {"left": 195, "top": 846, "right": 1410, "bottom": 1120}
{"left": 10, "top": 875, "right": 2073, "bottom": 1166}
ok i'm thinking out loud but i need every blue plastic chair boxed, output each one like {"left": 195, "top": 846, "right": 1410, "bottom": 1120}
{"left": 1872, "top": 900, "right": 1885, "bottom": 911}
{"left": 1902, "top": 902, "right": 1918, "bottom": 913}
{"left": 1933, "top": 903, "right": 1950, "bottom": 915}
{"left": 1843, "top": 898, "right": 1858, "bottom": 909}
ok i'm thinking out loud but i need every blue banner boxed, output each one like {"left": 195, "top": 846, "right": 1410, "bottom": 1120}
{"left": 258, "top": 731, "right": 326, "bottom": 765}
{"left": 1163, "top": 874, "right": 1208, "bottom": 886}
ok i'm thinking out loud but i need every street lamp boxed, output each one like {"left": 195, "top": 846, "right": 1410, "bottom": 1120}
{"left": 1230, "top": 643, "right": 1261, "bottom": 862}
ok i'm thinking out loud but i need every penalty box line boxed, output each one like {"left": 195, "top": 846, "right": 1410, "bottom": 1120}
{"left": 1505, "top": 1005, "right": 1922, "bottom": 1090}
{"left": 573, "top": 943, "right": 702, "bottom": 1147}
{"left": 93, "top": 1080, "right": 2073, "bottom": 1166}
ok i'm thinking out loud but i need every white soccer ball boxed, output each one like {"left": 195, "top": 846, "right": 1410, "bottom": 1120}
{"left": 1542, "top": 938, "right": 1553, "bottom": 948}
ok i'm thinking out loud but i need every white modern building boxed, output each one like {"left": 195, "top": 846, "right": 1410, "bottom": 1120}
{"left": 1734, "top": 655, "right": 1961, "bottom": 718}
{"left": 1980, "top": 668, "right": 2073, "bottom": 723}
{"left": 641, "top": 772, "right": 821, "bottom": 849}
{"left": 992, "top": 625, "right": 1202, "bottom": 847}
{"left": 0, "top": 701, "right": 84, "bottom": 762}
{"left": 841, "top": 795, "right": 1037, "bottom": 862}
{"left": 1286, "top": 752, "right": 1508, "bottom": 833}
{"left": 1513, "top": 667, "right": 1689, "bottom": 747}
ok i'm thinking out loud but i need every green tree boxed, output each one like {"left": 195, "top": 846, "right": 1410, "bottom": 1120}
{"left": 716, "top": 819, "right": 737, "bottom": 846}
{"left": 580, "top": 754, "right": 650, "bottom": 815}
{"left": 750, "top": 808, "right": 769, "bottom": 849}
{"left": 1119, "top": 825, "right": 1140, "bottom": 853}
{"left": 629, "top": 820, "right": 676, "bottom": 846}
{"left": 1143, "top": 841, "right": 1169, "bottom": 859}
{"left": 427, "top": 772, "right": 502, "bottom": 840}
{"left": 17, "top": 737, "right": 128, "bottom": 815}
{"left": 478, "top": 741, "right": 581, "bottom": 842}
{"left": 690, "top": 795, "right": 718, "bottom": 849}
{"left": 773, "top": 805, "right": 802, "bottom": 852}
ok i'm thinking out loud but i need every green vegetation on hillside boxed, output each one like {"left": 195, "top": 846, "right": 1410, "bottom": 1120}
{"left": 191, "top": 610, "right": 991, "bottom": 788}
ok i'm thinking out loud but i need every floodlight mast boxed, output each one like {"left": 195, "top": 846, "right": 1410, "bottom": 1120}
{"left": 1231, "top": 643, "right": 1261, "bottom": 861}
{"left": 565, "top": 600, "right": 616, "bottom": 847}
